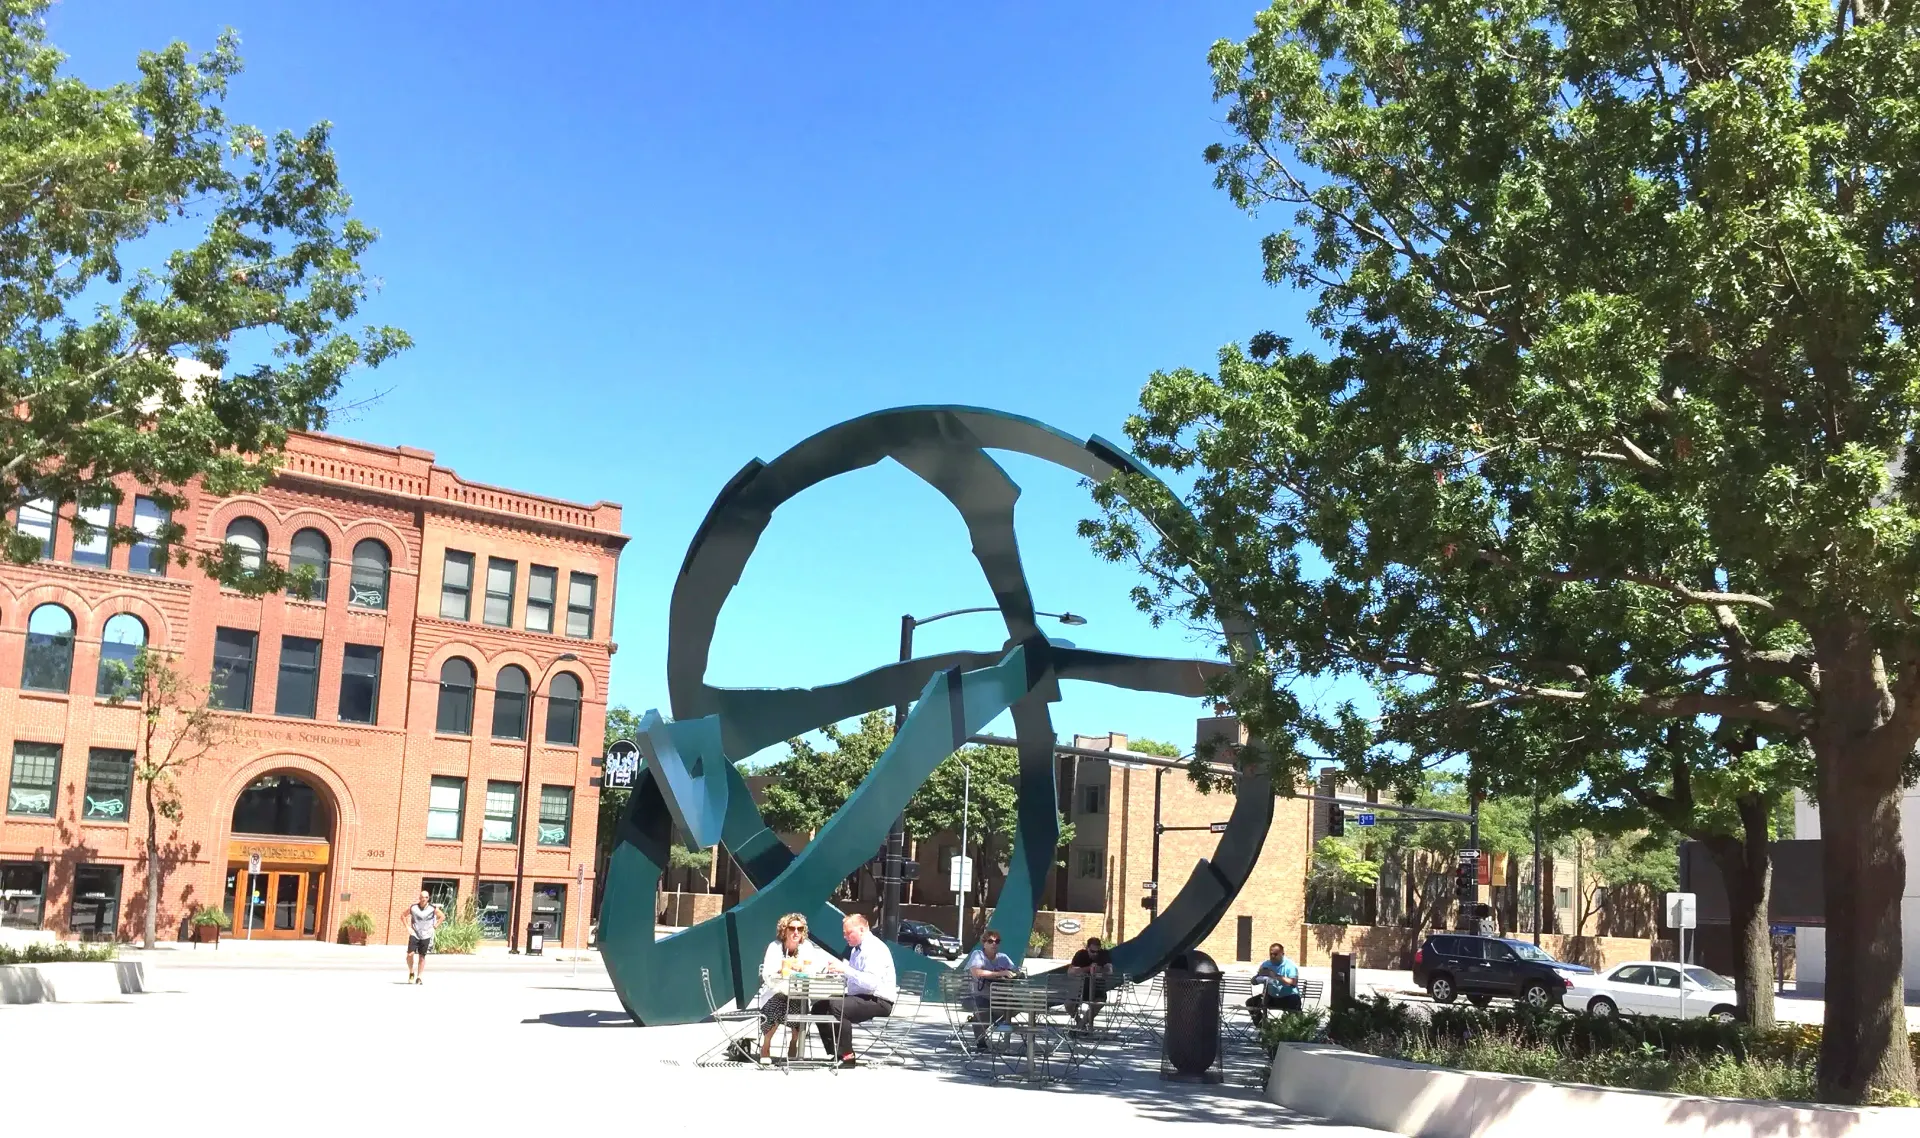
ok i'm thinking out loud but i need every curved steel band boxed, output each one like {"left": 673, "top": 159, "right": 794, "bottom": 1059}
{"left": 599, "top": 406, "right": 1270, "bottom": 1025}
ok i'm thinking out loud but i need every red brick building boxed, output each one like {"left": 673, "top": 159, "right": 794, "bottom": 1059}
{"left": 0, "top": 432, "right": 626, "bottom": 946}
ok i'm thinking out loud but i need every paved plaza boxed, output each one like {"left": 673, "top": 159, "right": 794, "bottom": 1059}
{"left": 1, "top": 946, "right": 1399, "bottom": 1136}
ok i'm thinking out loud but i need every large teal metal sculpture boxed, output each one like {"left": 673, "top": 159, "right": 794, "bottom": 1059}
{"left": 601, "top": 407, "right": 1272, "bottom": 1026}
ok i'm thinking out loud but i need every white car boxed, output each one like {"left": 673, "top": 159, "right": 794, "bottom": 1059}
{"left": 1564, "top": 960, "right": 1740, "bottom": 1021}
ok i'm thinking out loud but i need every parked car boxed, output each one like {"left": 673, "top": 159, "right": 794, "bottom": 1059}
{"left": 1411, "top": 933, "right": 1594, "bottom": 1010}
{"left": 894, "top": 919, "right": 964, "bottom": 959}
{"left": 1564, "top": 961, "right": 1739, "bottom": 1021}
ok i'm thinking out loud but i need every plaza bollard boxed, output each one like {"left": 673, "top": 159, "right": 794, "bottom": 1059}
{"left": 1160, "top": 949, "right": 1223, "bottom": 1082}
{"left": 526, "top": 921, "right": 547, "bottom": 957}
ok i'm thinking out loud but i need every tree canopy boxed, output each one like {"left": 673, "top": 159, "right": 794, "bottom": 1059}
{"left": 1084, "top": 0, "right": 1920, "bottom": 1099}
{"left": 1, "top": 3, "right": 407, "bottom": 590}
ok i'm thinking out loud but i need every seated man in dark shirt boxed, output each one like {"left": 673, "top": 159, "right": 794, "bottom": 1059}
{"left": 1065, "top": 936, "right": 1115, "bottom": 1030}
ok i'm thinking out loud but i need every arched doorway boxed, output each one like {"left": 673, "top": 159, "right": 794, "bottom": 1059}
{"left": 226, "top": 773, "right": 335, "bottom": 939}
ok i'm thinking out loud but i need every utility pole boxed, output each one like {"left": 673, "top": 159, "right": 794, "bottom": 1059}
{"left": 1532, "top": 795, "right": 1543, "bottom": 946}
{"left": 883, "top": 614, "right": 913, "bottom": 944}
{"left": 955, "top": 759, "right": 970, "bottom": 944}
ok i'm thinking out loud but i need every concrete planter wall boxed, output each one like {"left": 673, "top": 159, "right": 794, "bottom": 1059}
{"left": 0, "top": 960, "right": 153, "bottom": 1005}
{"left": 1267, "top": 1042, "right": 1917, "bottom": 1137}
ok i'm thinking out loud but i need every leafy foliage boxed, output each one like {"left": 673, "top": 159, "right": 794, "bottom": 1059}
{"left": 433, "top": 896, "right": 483, "bottom": 955}
{"left": 103, "top": 646, "right": 231, "bottom": 948}
{"left": 0, "top": 3, "right": 409, "bottom": 590}
{"left": 1083, "top": 0, "right": 1920, "bottom": 1099}
{"left": 338, "top": 909, "right": 375, "bottom": 935}
{"left": 757, "top": 711, "right": 1074, "bottom": 901}
{"left": 189, "top": 904, "right": 231, "bottom": 929}
{"left": 0, "top": 942, "right": 117, "bottom": 964}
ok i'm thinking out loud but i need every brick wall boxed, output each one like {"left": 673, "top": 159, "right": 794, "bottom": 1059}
{"left": 0, "top": 431, "right": 626, "bottom": 946}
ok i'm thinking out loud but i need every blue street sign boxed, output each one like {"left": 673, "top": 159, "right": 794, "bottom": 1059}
{"left": 1770, "top": 924, "right": 1795, "bottom": 937}
{"left": 1356, "top": 813, "right": 1377, "bottom": 827}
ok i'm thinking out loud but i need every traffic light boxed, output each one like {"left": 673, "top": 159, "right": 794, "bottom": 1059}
{"left": 1328, "top": 803, "right": 1345, "bottom": 837}
{"left": 1455, "top": 856, "right": 1476, "bottom": 901}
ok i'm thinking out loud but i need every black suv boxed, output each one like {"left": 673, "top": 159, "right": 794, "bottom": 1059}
{"left": 894, "top": 919, "right": 964, "bottom": 960}
{"left": 1412, "top": 934, "right": 1589, "bottom": 1010}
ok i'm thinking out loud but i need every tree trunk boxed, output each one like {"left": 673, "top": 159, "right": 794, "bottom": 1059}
{"left": 1701, "top": 795, "right": 1776, "bottom": 1029}
{"left": 142, "top": 778, "right": 160, "bottom": 950}
{"left": 1808, "top": 627, "right": 1917, "bottom": 1102}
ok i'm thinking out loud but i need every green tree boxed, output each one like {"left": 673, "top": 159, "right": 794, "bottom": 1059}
{"left": 1, "top": 4, "right": 408, "bottom": 590}
{"left": 104, "top": 647, "right": 229, "bottom": 948}
{"left": 1306, "top": 834, "right": 1381, "bottom": 924}
{"left": 758, "top": 711, "right": 1072, "bottom": 905}
{"left": 1085, "top": 0, "right": 1919, "bottom": 1098}
{"left": 1569, "top": 722, "right": 1808, "bottom": 1027}
{"left": 1129, "top": 737, "right": 1183, "bottom": 758}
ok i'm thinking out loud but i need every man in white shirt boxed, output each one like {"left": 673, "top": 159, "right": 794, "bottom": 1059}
{"left": 816, "top": 913, "right": 897, "bottom": 1066}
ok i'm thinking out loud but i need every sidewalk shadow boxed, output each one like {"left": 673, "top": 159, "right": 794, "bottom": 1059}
{"left": 521, "top": 1009, "right": 636, "bottom": 1028}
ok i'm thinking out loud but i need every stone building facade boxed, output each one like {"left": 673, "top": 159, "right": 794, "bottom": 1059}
{"left": 0, "top": 432, "right": 625, "bottom": 947}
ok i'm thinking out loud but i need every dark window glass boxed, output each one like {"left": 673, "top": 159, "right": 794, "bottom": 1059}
{"left": 69, "top": 864, "right": 122, "bottom": 941}
{"left": 18, "top": 496, "right": 55, "bottom": 559}
{"left": 492, "top": 666, "right": 529, "bottom": 740}
{"left": 545, "top": 672, "right": 582, "bottom": 745}
{"left": 22, "top": 604, "right": 75, "bottom": 691}
{"left": 530, "top": 883, "right": 565, "bottom": 942}
{"left": 7, "top": 742, "right": 60, "bottom": 817}
{"left": 129, "top": 497, "right": 169, "bottom": 575}
{"left": 350, "top": 539, "right": 390, "bottom": 610}
{"left": 230, "top": 774, "right": 329, "bottom": 837}
{"left": 538, "top": 785, "right": 572, "bottom": 846}
{"left": 211, "top": 627, "right": 258, "bottom": 711}
{"left": 484, "top": 558, "right": 516, "bottom": 627}
{"left": 82, "top": 748, "right": 135, "bottom": 822}
{"left": 275, "top": 636, "right": 322, "bottom": 718}
{"left": 426, "top": 777, "right": 465, "bottom": 840}
{"left": 338, "top": 644, "right": 382, "bottom": 724}
{"left": 96, "top": 613, "right": 147, "bottom": 697}
{"left": 290, "top": 528, "right": 331, "bottom": 602}
{"left": 0, "top": 863, "right": 48, "bottom": 929}
{"left": 565, "top": 573, "right": 597, "bottom": 639}
{"left": 476, "top": 881, "right": 513, "bottom": 939}
{"left": 72, "top": 502, "right": 112, "bottom": 567}
{"left": 224, "top": 517, "right": 267, "bottom": 575}
{"left": 1082, "top": 785, "right": 1102, "bottom": 814}
{"left": 526, "top": 566, "right": 557, "bottom": 633}
{"left": 440, "top": 550, "right": 473, "bottom": 620}
{"left": 436, "top": 657, "right": 476, "bottom": 735}
{"left": 423, "top": 877, "right": 458, "bottom": 916}
{"left": 483, "top": 781, "right": 519, "bottom": 843}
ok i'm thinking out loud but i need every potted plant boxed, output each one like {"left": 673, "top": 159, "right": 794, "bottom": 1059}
{"left": 338, "top": 909, "right": 375, "bottom": 945}
{"left": 188, "top": 905, "right": 230, "bottom": 943}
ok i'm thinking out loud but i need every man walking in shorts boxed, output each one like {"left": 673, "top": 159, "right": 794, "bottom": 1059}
{"left": 406, "top": 890, "right": 441, "bottom": 984}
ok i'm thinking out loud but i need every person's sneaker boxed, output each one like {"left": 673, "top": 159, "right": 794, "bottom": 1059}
{"left": 837, "top": 1055, "right": 858, "bottom": 1068}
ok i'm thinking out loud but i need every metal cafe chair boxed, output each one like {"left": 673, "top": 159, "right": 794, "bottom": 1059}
{"left": 695, "top": 966, "right": 768, "bottom": 1068}
{"left": 938, "top": 969, "right": 999, "bottom": 1074}
{"left": 1109, "top": 973, "right": 1164, "bottom": 1046}
{"left": 851, "top": 970, "right": 925, "bottom": 1067}
{"left": 987, "top": 980, "right": 1063, "bottom": 1083}
{"left": 1041, "top": 972, "right": 1122, "bottom": 1084}
{"left": 1220, "top": 975, "right": 1261, "bottom": 1050}
{"left": 781, "top": 974, "right": 849, "bottom": 1071}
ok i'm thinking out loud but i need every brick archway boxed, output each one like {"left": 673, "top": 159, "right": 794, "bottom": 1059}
{"left": 212, "top": 753, "right": 359, "bottom": 939}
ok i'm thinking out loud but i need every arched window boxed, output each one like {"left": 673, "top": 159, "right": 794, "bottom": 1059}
{"left": 349, "top": 539, "right": 390, "bottom": 610}
{"left": 437, "top": 657, "right": 476, "bottom": 735}
{"left": 96, "top": 613, "right": 147, "bottom": 697}
{"left": 289, "top": 528, "right": 331, "bottom": 602}
{"left": 491, "top": 665, "right": 529, "bottom": 740}
{"left": 22, "top": 604, "right": 76, "bottom": 692}
{"left": 224, "top": 517, "right": 267, "bottom": 575}
{"left": 545, "top": 672, "right": 582, "bottom": 746}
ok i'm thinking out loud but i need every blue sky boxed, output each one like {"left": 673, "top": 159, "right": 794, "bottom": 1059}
{"left": 48, "top": 1, "right": 1330, "bottom": 761}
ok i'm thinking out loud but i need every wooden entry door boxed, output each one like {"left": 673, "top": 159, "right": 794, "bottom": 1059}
{"left": 230, "top": 867, "right": 326, "bottom": 939}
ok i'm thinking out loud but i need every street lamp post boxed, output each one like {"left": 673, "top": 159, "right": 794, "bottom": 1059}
{"left": 883, "top": 606, "right": 1085, "bottom": 944}
{"left": 510, "top": 651, "right": 579, "bottom": 954}
{"left": 955, "top": 757, "right": 970, "bottom": 945}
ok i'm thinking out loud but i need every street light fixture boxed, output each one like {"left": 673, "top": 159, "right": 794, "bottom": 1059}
{"left": 510, "top": 651, "right": 579, "bottom": 954}
{"left": 881, "top": 607, "right": 1087, "bottom": 943}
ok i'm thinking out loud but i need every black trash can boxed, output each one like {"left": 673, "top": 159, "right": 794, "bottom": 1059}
{"left": 526, "top": 920, "right": 547, "bottom": 957}
{"left": 1161, "top": 949, "right": 1222, "bottom": 1079}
